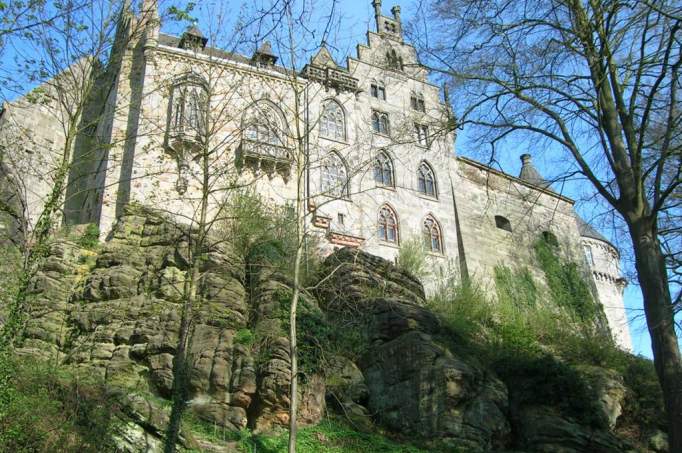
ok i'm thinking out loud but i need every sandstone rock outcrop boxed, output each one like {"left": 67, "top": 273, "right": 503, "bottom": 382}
{"left": 12, "top": 210, "right": 664, "bottom": 452}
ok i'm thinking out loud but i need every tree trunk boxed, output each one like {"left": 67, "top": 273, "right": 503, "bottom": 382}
{"left": 629, "top": 217, "right": 682, "bottom": 452}
{"left": 164, "top": 270, "right": 196, "bottom": 453}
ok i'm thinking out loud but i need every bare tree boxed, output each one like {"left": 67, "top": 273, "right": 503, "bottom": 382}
{"left": 0, "top": 0, "right": 126, "bottom": 348}
{"left": 409, "top": 0, "right": 682, "bottom": 448}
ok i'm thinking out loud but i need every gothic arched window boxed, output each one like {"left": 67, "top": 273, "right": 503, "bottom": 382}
{"left": 321, "top": 151, "right": 348, "bottom": 197}
{"left": 372, "top": 111, "right": 389, "bottom": 135}
{"left": 386, "top": 49, "right": 403, "bottom": 70}
{"left": 245, "top": 102, "right": 284, "bottom": 145}
{"left": 170, "top": 82, "right": 207, "bottom": 138}
{"left": 374, "top": 151, "right": 394, "bottom": 187}
{"left": 320, "top": 101, "right": 346, "bottom": 141}
{"left": 417, "top": 161, "right": 437, "bottom": 197}
{"left": 378, "top": 205, "right": 399, "bottom": 243}
{"left": 423, "top": 216, "right": 443, "bottom": 253}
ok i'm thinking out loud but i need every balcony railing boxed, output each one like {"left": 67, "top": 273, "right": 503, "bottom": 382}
{"left": 239, "top": 138, "right": 292, "bottom": 164}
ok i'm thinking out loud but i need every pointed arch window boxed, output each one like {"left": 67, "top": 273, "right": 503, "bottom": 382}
{"left": 378, "top": 205, "right": 399, "bottom": 243}
{"left": 417, "top": 161, "right": 437, "bottom": 197}
{"left": 169, "top": 82, "right": 207, "bottom": 139}
{"left": 386, "top": 49, "right": 403, "bottom": 70}
{"left": 320, "top": 101, "right": 346, "bottom": 141}
{"left": 245, "top": 103, "right": 284, "bottom": 145}
{"left": 321, "top": 151, "right": 348, "bottom": 197}
{"left": 584, "top": 244, "right": 594, "bottom": 265}
{"left": 423, "top": 216, "right": 443, "bottom": 253}
{"left": 372, "top": 111, "right": 390, "bottom": 135}
{"left": 374, "top": 151, "right": 394, "bottom": 187}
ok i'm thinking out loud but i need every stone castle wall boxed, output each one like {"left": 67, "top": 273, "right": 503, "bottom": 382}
{"left": 0, "top": 2, "right": 631, "bottom": 349}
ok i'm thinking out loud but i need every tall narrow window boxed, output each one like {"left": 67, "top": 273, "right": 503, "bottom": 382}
{"left": 319, "top": 101, "right": 346, "bottom": 140}
{"left": 584, "top": 245, "right": 594, "bottom": 265}
{"left": 410, "top": 92, "right": 425, "bottom": 112}
{"left": 320, "top": 151, "right": 348, "bottom": 197}
{"left": 371, "top": 81, "right": 386, "bottom": 100}
{"left": 372, "top": 111, "right": 389, "bottom": 135}
{"left": 415, "top": 123, "right": 429, "bottom": 147}
{"left": 374, "top": 151, "right": 394, "bottom": 187}
{"left": 423, "top": 216, "right": 443, "bottom": 253}
{"left": 170, "top": 82, "right": 207, "bottom": 139}
{"left": 378, "top": 205, "right": 398, "bottom": 243}
{"left": 417, "top": 161, "right": 436, "bottom": 197}
{"left": 245, "top": 103, "right": 283, "bottom": 145}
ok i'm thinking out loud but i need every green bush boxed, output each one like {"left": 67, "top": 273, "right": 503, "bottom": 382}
{"left": 225, "top": 190, "right": 320, "bottom": 283}
{"left": 396, "top": 237, "right": 428, "bottom": 279}
{"left": 234, "top": 328, "right": 255, "bottom": 346}
{"left": 77, "top": 223, "right": 100, "bottom": 250}
{"left": 426, "top": 278, "right": 493, "bottom": 343}
{"left": 494, "top": 265, "right": 537, "bottom": 308}
{"left": 239, "top": 418, "right": 431, "bottom": 453}
{"left": 0, "top": 353, "right": 119, "bottom": 452}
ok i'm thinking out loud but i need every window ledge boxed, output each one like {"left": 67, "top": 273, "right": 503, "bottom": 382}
{"left": 416, "top": 193, "right": 439, "bottom": 202}
{"left": 320, "top": 193, "right": 352, "bottom": 202}
{"left": 426, "top": 251, "right": 445, "bottom": 258}
{"left": 375, "top": 184, "right": 397, "bottom": 192}
{"left": 319, "top": 136, "right": 349, "bottom": 146}
{"left": 378, "top": 240, "right": 400, "bottom": 249}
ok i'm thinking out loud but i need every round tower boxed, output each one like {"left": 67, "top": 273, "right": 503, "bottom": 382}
{"left": 576, "top": 216, "right": 632, "bottom": 350}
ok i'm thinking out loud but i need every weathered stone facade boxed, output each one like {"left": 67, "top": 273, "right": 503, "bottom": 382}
{"left": 0, "top": 0, "right": 630, "bottom": 349}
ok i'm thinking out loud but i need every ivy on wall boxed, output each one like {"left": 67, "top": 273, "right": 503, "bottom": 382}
{"left": 533, "top": 238, "right": 598, "bottom": 321}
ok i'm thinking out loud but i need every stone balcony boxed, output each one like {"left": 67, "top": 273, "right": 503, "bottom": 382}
{"left": 237, "top": 138, "right": 293, "bottom": 178}
{"left": 165, "top": 130, "right": 203, "bottom": 155}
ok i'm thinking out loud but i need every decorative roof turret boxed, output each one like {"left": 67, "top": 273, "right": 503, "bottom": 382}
{"left": 574, "top": 214, "right": 613, "bottom": 247}
{"left": 300, "top": 44, "right": 359, "bottom": 93}
{"left": 179, "top": 24, "right": 207, "bottom": 50}
{"left": 252, "top": 41, "right": 278, "bottom": 66}
{"left": 371, "top": 0, "right": 402, "bottom": 41}
{"left": 518, "top": 153, "right": 551, "bottom": 189}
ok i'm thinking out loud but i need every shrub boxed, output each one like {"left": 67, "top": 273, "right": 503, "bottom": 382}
{"left": 427, "top": 278, "right": 493, "bottom": 342}
{"left": 0, "top": 353, "right": 119, "bottom": 452}
{"left": 234, "top": 328, "right": 255, "bottom": 346}
{"left": 396, "top": 237, "right": 428, "bottom": 279}
{"left": 494, "top": 265, "right": 537, "bottom": 308}
{"left": 240, "top": 417, "right": 431, "bottom": 453}
{"left": 77, "top": 223, "right": 100, "bottom": 250}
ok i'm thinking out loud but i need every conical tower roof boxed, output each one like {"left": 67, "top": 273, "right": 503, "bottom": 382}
{"left": 574, "top": 214, "right": 610, "bottom": 244}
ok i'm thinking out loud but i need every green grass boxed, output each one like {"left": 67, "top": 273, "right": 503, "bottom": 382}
{"left": 239, "top": 418, "right": 433, "bottom": 453}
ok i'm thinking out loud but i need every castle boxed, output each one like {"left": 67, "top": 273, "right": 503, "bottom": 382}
{"left": 0, "top": 1, "right": 631, "bottom": 349}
